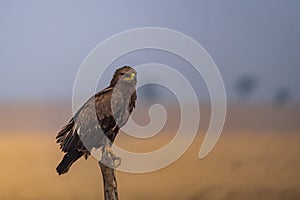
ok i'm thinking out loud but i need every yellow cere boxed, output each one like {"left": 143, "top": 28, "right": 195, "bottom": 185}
{"left": 124, "top": 73, "right": 136, "bottom": 81}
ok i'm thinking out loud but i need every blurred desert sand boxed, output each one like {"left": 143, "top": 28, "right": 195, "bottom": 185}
{"left": 0, "top": 103, "right": 299, "bottom": 200}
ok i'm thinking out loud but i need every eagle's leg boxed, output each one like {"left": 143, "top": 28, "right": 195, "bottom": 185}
{"left": 103, "top": 138, "right": 121, "bottom": 168}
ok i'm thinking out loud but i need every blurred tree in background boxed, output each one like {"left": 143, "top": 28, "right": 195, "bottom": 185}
{"left": 235, "top": 75, "right": 259, "bottom": 102}
{"left": 273, "top": 87, "right": 291, "bottom": 107}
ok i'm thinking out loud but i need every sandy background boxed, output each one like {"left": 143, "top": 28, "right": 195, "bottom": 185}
{"left": 0, "top": 103, "right": 299, "bottom": 200}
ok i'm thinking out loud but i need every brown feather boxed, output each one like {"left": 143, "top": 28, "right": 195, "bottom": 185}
{"left": 55, "top": 66, "right": 137, "bottom": 175}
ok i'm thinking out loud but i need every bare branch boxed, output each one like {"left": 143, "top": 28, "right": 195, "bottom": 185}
{"left": 99, "top": 151, "right": 119, "bottom": 200}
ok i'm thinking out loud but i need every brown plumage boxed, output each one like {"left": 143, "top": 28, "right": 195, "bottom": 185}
{"left": 56, "top": 66, "right": 137, "bottom": 175}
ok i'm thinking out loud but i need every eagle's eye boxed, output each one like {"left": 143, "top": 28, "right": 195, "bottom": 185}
{"left": 122, "top": 72, "right": 136, "bottom": 81}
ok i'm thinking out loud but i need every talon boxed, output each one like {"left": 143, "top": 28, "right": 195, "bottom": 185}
{"left": 102, "top": 142, "right": 121, "bottom": 168}
{"left": 113, "top": 157, "right": 122, "bottom": 168}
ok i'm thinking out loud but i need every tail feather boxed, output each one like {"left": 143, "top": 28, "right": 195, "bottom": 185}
{"left": 56, "top": 118, "right": 74, "bottom": 141}
{"left": 56, "top": 150, "right": 84, "bottom": 175}
{"left": 56, "top": 118, "right": 80, "bottom": 152}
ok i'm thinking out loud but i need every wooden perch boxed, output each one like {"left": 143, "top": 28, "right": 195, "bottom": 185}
{"left": 99, "top": 150, "right": 119, "bottom": 200}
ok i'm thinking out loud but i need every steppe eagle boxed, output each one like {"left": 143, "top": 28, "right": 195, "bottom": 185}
{"left": 56, "top": 66, "right": 137, "bottom": 175}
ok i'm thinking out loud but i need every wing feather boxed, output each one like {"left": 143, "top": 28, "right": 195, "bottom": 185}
{"left": 56, "top": 87, "right": 116, "bottom": 153}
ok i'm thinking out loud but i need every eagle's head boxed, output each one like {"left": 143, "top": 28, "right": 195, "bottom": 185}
{"left": 110, "top": 66, "right": 137, "bottom": 87}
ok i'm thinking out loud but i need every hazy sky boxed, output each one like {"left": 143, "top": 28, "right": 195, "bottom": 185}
{"left": 0, "top": 0, "right": 299, "bottom": 102}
